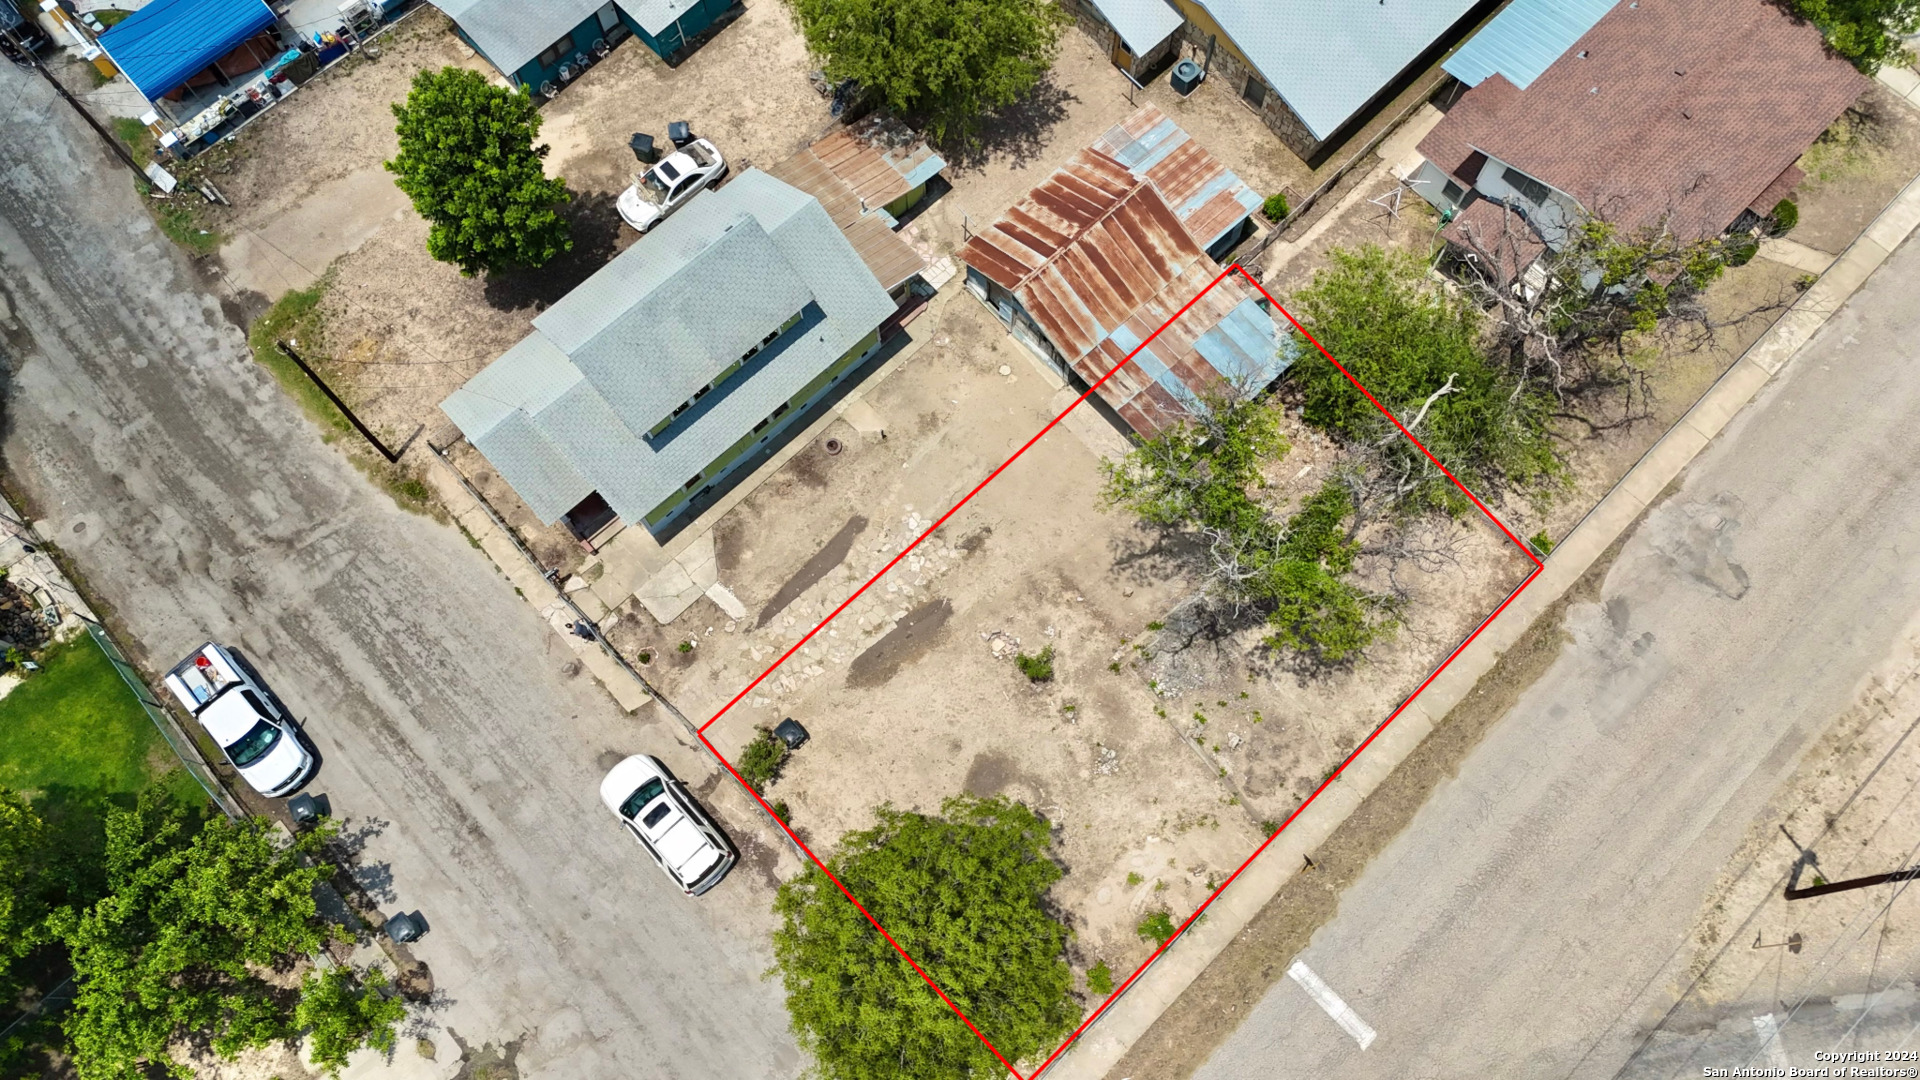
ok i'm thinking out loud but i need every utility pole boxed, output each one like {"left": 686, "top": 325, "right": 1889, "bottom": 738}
{"left": 1787, "top": 864, "right": 1920, "bottom": 901}
{"left": 1, "top": 24, "right": 150, "bottom": 183}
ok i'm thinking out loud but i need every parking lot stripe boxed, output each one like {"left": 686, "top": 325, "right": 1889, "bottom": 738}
{"left": 1288, "top": 961, "right": 1378, "bottom": 1050}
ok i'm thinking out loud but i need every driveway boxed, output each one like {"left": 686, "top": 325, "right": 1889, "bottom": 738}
{"left": 1187, "top": 233, "right": 1920, "bottom": 1076}
{"left": 0, "top": 66, "right": 796, "bottom": 1079}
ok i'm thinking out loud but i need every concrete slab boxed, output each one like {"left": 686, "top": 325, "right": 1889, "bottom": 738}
{"left": 1756, "top": 237, "right": 1835, "bottom": 275}
{"left": 1803, "top": 236, "right": 1891, "bottom": 313}
{"left": 217, "top": 169, "right": 409, "bottom": 301}
{"left": 1865, "top": 175, "right": 1920, "bottom": 252}
{"left": 1683, "top": 358, "right": 1772, "bottom": 442}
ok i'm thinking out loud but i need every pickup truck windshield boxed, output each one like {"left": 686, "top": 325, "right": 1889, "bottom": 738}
{"left": 227, "top": 720, "right": 282, "bottom": 767}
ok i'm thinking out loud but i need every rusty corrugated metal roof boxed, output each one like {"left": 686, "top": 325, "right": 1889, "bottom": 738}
{"left": 959, "top": 121, "right": 1287, "bottom": 437}
{"left": 1091, "top": 105, "right": 1262, "bottom": 253}
{"left": 767, "top": 124, "right": 932, "bottom": 293}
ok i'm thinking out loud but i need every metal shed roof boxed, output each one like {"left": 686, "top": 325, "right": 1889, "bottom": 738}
{"left": 1091, "top": 104, "right": 1259, "bottom": 253}
{"left": 1086, "top": 0, "right": 1182, "bottom": 57}
{"left": 442, "top": 171, "right": 895, "bottom": 525}
{"left": 959, "top": 139, "right": 1286, "bottom": 436}
{"left": 97, "top": 0, "right": 276, "bottom": 100}
{"left": 1193, "top": 0, "right": 1478, "bottom": 140}
{"left": 1443, "top": 0, "right": 1619, "bottom": 89}
{"left": 432, "top": 0, "right": 606, "bottom": 75}
{"left": 765, "top": 116, "right": 940, "bottom": 291}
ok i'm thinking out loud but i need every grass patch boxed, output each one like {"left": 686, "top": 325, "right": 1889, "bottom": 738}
{"left": 148, "top": 189, "right": 222, "bottom": 255}
{"left": 91, "top": 7, "right": 131, "bottom": 24}
{"left": 1015, "top": 644, "right": 1054, "bottom": 682}
{"left": 0, "top": 634, "right": 206, "bottom": 834}
{"left": 110, "top": 115, "right": 154, "bottom": 161}
{"left": 246, "top": 282, "right": 442, "bottom": 518}
{"left": 1087, "top": 960, "right": 1115, "bottom": 997}
{"left": 1136, "top": 909, "right": 1177, "bottom": 946}
{"left": 1801, "top": 110, "right": 1883, "bottom": 185}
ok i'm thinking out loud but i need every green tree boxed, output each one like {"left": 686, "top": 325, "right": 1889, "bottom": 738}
{"left": 1787, "top": 0, "right": 1920, "bottom": 73}
{"left": 51, "top": 791, "right": 337, "bottom": 1079}
{"left": 771, "top": 795, "right": 1077, "bottom": 1079}
{"left": 386, "top": 67, "right": 573, "bottom": 276}
{"left": 1288, "top": 245, "right": 1561, "bottom": 515}
{"left": 0, "top": 789, "right": 51, "bottom": 1001}
{"left": 1101, "top": 393, "right": 1394, "bottom": 665}
{"left": 296, "top": 966, "right": 407, "bottom": 1076}
{"left": 787, "top": 0, "right": 1071, "bottom": 143}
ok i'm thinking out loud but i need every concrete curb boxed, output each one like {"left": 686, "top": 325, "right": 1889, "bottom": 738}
{"left": 1038, "top": 171, "right": 1920, "bottom": 1080}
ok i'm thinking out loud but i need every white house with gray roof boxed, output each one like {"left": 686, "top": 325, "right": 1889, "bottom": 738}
{"left": 441, "top": 170, "right": 897, "bottom": 540}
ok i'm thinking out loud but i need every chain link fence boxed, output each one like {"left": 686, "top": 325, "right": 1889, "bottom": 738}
{"left": 79, "top": 615, "right": 244, "bottom": 819}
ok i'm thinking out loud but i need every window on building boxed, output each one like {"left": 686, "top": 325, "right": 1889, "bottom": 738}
{"left": 1501, "top": 165, "right": 1552, "bottom": 206}
{"left": 683, "top": 472, "right": 703, "bottom": 490}
{"left": 1442, "top": 180, "right": 1464, "bottom": 204}
{"left": 646, "top": 308, "right": 807, "bottom": 441}
{"left": 537, "top": 32, "right": 576, "bottom": 68}
{"left": 1241, "top": 76, "right": 1267, "bottom": 109}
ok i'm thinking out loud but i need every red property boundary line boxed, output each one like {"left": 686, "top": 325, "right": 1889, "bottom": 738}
{"left": 692, "top": 264, "right": 1546, "bottom": 1078}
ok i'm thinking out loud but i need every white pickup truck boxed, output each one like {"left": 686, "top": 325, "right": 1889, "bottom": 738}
{"left": 164, "top": 643, "right": 314, "bottom": 798}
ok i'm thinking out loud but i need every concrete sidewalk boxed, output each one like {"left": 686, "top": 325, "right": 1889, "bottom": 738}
{"left": 1036, "top": 168, "right": 1920, "bottom": 1080}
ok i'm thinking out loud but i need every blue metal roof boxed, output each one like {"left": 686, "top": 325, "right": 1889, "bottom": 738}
{"left": 98, "top": 0, "right": 277, "bottom": 101}
{"left": 1443, "top": 0, "right": 1619, "bottom": 89}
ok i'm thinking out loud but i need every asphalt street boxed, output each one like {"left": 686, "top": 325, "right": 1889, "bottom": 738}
{"left": 0, "top": 65, "right": 797, "bottom": 1078}
{"left": 1191, "top": 232, "right": 1920, "bottom": 1074}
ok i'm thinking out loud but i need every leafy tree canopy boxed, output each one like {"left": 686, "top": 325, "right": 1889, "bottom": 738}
{"left": 387, "top": 67, "right": 573, "bottom": 276}
{"left": 297, "top": 966, "right": 408, "bottom": 1076}
{"left": 1102, "top": 395, "right": 1394, "bottom": 665}
{"left": 1788, "top": 0, "right": 1920, "bottom": 73}
{"left": 0, "top": 789, "right": 52, "bottom": 1002}
{"left": 48, "top": 790, "right": 400, "bottom": 1080}
{"left": 787, "top": 0, "right": 1071, "bottom": 143}
{"left": 1288, "top": 245, "right": 1562, "bottom": 514}
{"left": 771, "top": 796, "right": 1076, "bottom": 1080}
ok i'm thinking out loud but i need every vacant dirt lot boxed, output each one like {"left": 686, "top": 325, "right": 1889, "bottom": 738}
{"left": 586, "top": 286, "right": 1532, "bottom": 1013}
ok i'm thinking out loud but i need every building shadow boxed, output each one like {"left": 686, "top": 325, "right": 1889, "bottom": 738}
{"left": 482, "top": 189, "right": 625, "bottom": 312}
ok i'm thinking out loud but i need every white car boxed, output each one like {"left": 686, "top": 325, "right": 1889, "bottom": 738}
{"left": 164, "top": 643, "right": 314, "bottom": 798}
{"left": 617, "top": 138, "right": 726, "bottom": 232}
{"left": 599, "top": 755, "right": 736, "bottom": 896}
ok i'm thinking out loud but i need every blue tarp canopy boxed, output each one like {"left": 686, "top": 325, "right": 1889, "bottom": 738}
{"left": 99, "top": 0, "right": 277, "bottom": 100}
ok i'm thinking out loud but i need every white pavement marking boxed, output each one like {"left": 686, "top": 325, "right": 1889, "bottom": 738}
{"left": 1752, "top": 1013, "right": 1792, "bottom": 1070}
{"left": 1287, "top": 961, "right": 1378, "bottom": 1050}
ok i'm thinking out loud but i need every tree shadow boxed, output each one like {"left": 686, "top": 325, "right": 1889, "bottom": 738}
{"left": 939, "top": 74, "right": 1078, "bottom": 172}
{"left": 481, "top": 189, "right": 627, "bottom": 312}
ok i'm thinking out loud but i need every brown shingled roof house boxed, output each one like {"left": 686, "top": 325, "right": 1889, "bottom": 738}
{"left": 1410, "top": 0, "right": 1866, "bottom": 273}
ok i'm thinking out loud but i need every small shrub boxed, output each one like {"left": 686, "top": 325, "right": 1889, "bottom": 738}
{"left": 1015, "top": 644, "right": 1055, "bottom": 682}
{"left": 637, "top": 650, "right": 653, "bottom": 664}
{"left": 678, "top": 640, "right": 694, "bottom": 653}
{"left": 770, "top": 800, "right": 791, "bottom": 824}
{"left": 1263, "top": 192, "right": 1290, "bottom": 221}
{"left": 1529, "top": 530, "right": 1555, "bottom": 556}
{"left": 1137, "top": 910, "right": 1177, "bottom": 946}
{"left": 1261, "top": 819, "right": 1280, "bottom": 835}
{"left": 737, "top": 730, "right": 789, "bottom": 792}
{"left": 1125, "top": 871, "right": 1143, "bottom": 887}
{"left": 1087, "top": 961, "right": 1115, "bottom": 997}
{"left": 1768, "top": 198, "right": 1799, "bottom": 233}
{"left": 1726, "top": 237, "right": 1760, "bottom": 267}
{"left": 1145, "top": 620, "right": 1165, "bottom": 631}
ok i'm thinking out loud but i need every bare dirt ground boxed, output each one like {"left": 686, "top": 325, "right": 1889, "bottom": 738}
{"left": 1670, "top": 604, "right": 1920, "bottom": 1016}
{"left": 1785, "top": 83, "right": 1920, "bottom": 256}
{"left": 589, "top": 287, "right": 1533, "bottom": 1021}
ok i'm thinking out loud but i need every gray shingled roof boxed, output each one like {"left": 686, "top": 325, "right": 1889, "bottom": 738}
{"left": 433, "top": 0, "right": 606, "bottom": 75}
{"left": 1195, "top": 0, "right": 1477, "bottom": 140}
{"left": 441, "top": 170, "right": 895, "bottom": 526}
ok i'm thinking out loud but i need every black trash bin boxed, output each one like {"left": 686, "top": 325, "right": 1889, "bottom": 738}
{"left": 629, "top": 132, "right": 658, "bottom": 164}
{"left": 668, "top": 120, "right": 693, "bottom": 147}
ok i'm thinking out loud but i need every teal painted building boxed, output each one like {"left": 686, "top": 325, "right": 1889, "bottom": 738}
{"left": 435, "top": 0, "right": 736, "bottom": 95}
